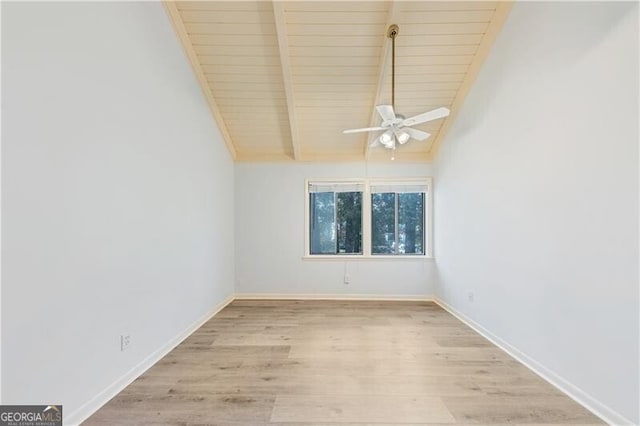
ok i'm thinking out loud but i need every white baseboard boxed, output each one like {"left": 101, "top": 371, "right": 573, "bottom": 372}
{"left": 434, "top": 297, "right": 633, "bottom": 426}
{"left": 64, "top": 294, "right": 235, "bottom": 426}
{"left": 234, "top": 293, "right": 435, "bottom": 301}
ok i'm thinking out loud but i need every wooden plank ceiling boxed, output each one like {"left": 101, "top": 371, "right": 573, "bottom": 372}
{"left": 164, "top": 1, "right": 512, "bottom": 162}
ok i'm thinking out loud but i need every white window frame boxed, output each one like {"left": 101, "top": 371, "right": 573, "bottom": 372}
{"left": 304, "top": 177, "right": 433, "bottom": 260}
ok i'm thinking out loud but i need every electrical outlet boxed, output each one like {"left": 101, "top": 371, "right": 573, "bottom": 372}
{"left": 344, "top": 275, "right": 351, "bottom": 284}
{"left": 468, "top": 292, "right": 474, "bottom": 302}
{"left": 121, "top": 334, "right": 131, "bottom": 351}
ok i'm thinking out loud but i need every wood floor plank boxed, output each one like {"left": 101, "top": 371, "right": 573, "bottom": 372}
{"left": 124, "top": 374, "right": 487, "bottom": 398}
{"left": 86, "top": 393, "right": 276, "bottom": 424}
{"left": 270, "top": 394, "right": 457, "bottom": 423}
{"left": 83, "top": 300, "right": 604, "bottom": 425}
{"left": 442, "top": 396, "right": 603, "bottom": 424}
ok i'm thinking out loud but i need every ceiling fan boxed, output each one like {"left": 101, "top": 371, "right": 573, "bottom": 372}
{"left": 343, "top": 24, "right": 451, "bottom": 152}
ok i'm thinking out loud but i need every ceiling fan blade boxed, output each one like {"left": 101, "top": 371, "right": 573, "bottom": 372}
{"left": 402, "top": 107, "right": 450, "bottom": 127}
{"left": 376, "top": 105, "right": 396, "bottom": 122}
{"left": 343, "top": 126, "right": 387, "bottom": 134}
{"left": 404, "top": 127, "right": 431, "bottom": 141}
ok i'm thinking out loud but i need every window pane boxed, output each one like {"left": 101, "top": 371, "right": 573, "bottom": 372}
{"left": 398, "top": 193, "right": 424, "bottom": 254}
{"left": 372, "top": 193, "right": 396, "bottom": 254}
{"left": 310, "top": 192, "right": 336, "bottom": 254}
{"left": 336, "top": 192, "right": 362, "bottom": 254}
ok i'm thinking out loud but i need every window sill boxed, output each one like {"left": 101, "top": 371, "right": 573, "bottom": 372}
{"left": 302, "top": 255, "right": 435, "bottom": 262}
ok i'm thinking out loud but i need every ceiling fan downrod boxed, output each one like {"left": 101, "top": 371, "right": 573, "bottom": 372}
{"left": 388, "top": 24, "right": 399, "bottom": 111}
{"left": 387, "top": 25, "right": 399, "bottom": 157}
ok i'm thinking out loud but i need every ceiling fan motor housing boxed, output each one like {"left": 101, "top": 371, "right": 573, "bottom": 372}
{"left": 381, "top": 115, "right": 405, "bottom": 128}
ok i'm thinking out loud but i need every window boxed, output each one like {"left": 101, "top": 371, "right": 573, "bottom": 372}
{"left": 308, "top": 182, "right": 363, "bottom": 255}
{"left": 305, "top": 179, "right": 431, "bottom": 258}
{"left": 371, "top": 183, "right": 426, "bottom": 255}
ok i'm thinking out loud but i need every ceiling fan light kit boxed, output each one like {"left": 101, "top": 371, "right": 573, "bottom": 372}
{"left": 343, "top": 24, "right": 451, "bottom": 155}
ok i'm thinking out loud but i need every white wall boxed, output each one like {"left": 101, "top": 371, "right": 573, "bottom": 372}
{"left": 434, "top": 2, "right": 638, "bottom": 424}
{"left": 235, "top": 163, "right": 436, "bottom": 298}
{"left": 1, "top": 2, "right": 234, "bottom": 423}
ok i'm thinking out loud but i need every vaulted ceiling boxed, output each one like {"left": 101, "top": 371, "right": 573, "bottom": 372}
{"left": 164, "top": 1, "right": 512, "bottom": 162}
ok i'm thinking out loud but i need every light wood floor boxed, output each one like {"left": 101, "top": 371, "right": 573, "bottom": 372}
{"left": 84, "top": 300, "right": 603, "bottom": 425}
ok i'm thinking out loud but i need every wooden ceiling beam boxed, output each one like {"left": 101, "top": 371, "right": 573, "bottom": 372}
{"left": 273, "top": 1, "right": 301, "bottom": 160}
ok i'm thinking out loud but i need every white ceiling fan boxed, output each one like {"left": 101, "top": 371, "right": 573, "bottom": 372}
{"left": 343, "top": 25, "right": 451, "bottom": 152}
